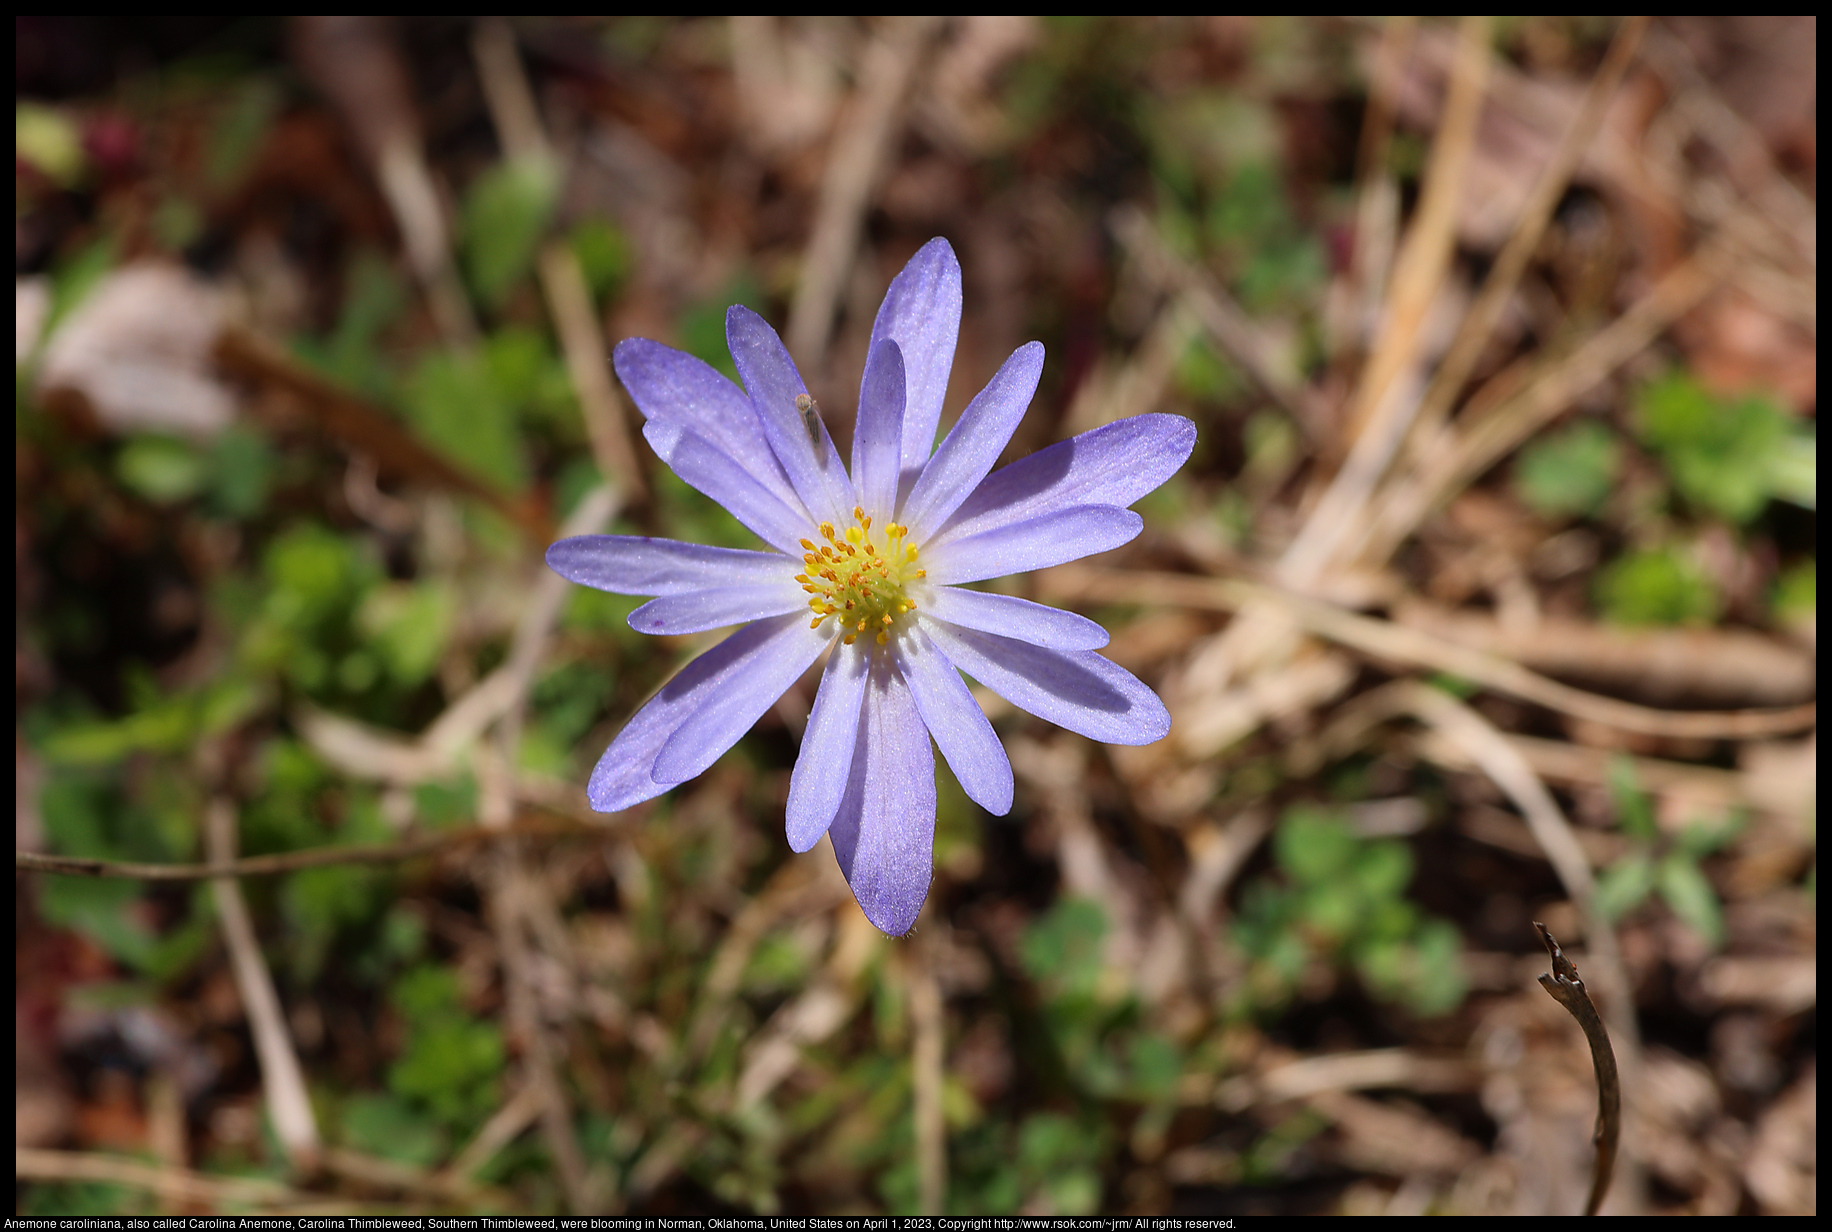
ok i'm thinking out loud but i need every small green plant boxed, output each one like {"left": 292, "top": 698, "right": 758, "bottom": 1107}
{"left": 1635, "top": 372, "right": 1806, "bottom": 524}
{"left": 1231, "top": 805, "right": 1467, "bottom": 1017}
{"left": 1514, "top": 419, "right": 1621, "bottom": 519}
{"left": 1593, "top": 758, "right": 1737, "bottom": 949}
{"left": 1594, "top": 545, "right": 1719, "bottom": 626}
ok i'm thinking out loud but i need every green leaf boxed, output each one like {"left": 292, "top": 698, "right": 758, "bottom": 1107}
{"left": 460, "top": 157, "right": 560, "bottom": 310}
{"left": 1636, "top": 372, "right": 1790, "bottom": 524}
{"left": 1773, "top": 559, "right": 1815, "bottom": 622}
{"left": 1595, "top": 546, "right": 1719, "bottom": 626}
{"left": 1595, "top": 852, "right": 1656, "bottom": 921}
{"left": 569, "top": 219, "right": 633, "bottom": 305}
{"left": 339, "top": 1093, "right": 447, "bottom": 1168}
{"left": 1657, "top": 853, "right": 1726, "bottom": 949}
{"left": 1514, "top": 419, "right": 1621, "bottom": 518}
{"left": 205, "top": 425, "right": 276, "bottom": 519}
{"left": 358, "top": 581, "right": 456, "bottom": 687}
{"left": 264, "top": 524, "right": 372, "bottom": 629}
{"left": 1353, "top": 839, "right": 1414, "bottom": 902}
{"left": 400, "top": 348, "right": 529, "bottom": 492}
{"left": 116, "top": 436, "right": 207, "bottom": 504}
{"left": 1275, "top": 806, "right": 1357, "bottom": 885}
{"left": 1606, "top": 755, "right": 1657, "bottom": 841}
{"left": 1020, "top": 897, "right": 1107, "bottom": 994}
{"left": 1767, "top": 429, "right": 1816, "bottom": 510}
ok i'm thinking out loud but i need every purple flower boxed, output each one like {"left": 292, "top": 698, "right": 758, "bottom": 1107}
{"left": 546, "top": 238, "right": 1195, "bottom": 935}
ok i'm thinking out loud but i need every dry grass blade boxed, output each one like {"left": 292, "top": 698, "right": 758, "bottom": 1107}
{"left": 1354, "top": 237, "right": 1729, "bottom": 565}
{"left": 1278, "top": 14, "right": 1491, "bottom": 587}
{"left": 1046, "top": 566, "right": 1817, "bottom": 740}
{"left": 207, "top": 797, "right": 322, "bottom": 1171}
{"left": 787, "top": 16, "right": 942, "bottom": 368}
{"left": 16, "top": 813, "right": 613, "bottom": 881}
{"left": 1534, "top": 923, "right": 1622, "bottom": 1217}
{"left": 473, "top": 18, "right": 648, "bottom": 503}
{"left": 15, "top": 1147, "right": 303, "bottom": 1209}
{"left": 1400, "top": 16, "right": 1649, "bottom": 455}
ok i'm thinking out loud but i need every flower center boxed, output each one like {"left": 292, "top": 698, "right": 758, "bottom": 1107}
{"left": 798, "top": 506, "right": 926, "bottom": 646}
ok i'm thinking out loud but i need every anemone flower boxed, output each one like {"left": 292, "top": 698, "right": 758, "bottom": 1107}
{"left": 546, "top": 238, "right": 1195, "bottom": 934}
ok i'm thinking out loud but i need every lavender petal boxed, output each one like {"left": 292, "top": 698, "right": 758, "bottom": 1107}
{"left": 546, "top": 535, "right": 792, "bottom": 595}
{"left": 868, "top": 237, "right": 963, "bottom": 483}
{"left": 898, "top": 624, "right": 1013, "bottom": 816}
{"left": 628, "top": 583, "right": 808, "bottom": 636}
{"left": 587, "top": 613, "right": 818, "bottom": 812}
{"left": 921, "top": 619, "right": 1170, "bottom": 746}
{"left": 899, "top": 341, "right": 1044, "bottom": 540}
{"left": 922, "top": 505, "right": 1142, "bottom": 585}
{"left": 643, "top": 421, "right": 814, "bottom": 556}
{"left": 851, "top": 338, "right": 907, "bottom": 518}
{"left": 918, "top": 586, "right": 1109, "bottom": 651}
{"left": 652, "top": 616, "right": 831, "bottom": 785}
{"left": 827, "top": 653, "right": 937, "bottom": 936}
{"left": 613, "top": 338, "right": 801, "bottom": 510}
{"left": 931, "top": 413, "right": 1197, "bottom": 545}
{"left": 725, "top": 306, "right": 856, "bottom": 524}
{"left": 786, "top": 639, "right": 869, "bottom": 852}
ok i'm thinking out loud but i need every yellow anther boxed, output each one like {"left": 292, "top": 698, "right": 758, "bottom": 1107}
{"left": 803, "top": 502, "right": 925, "bottom": 644}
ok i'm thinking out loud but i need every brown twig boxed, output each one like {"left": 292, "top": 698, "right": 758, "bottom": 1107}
{"left": 1534, "top": 922, "right": 1622, "bottom": 1217}
{"left": 214, "top": 325, "right": 552, "bottom": 542}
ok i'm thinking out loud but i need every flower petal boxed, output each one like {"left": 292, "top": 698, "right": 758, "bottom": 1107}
{"left": 827, "top": 655, "right": 937, "bottom": 936}
{"left": 644, "top": 421, "right": 813, "bottom": 556}
{"left": 851, "top": 338, "right": 907, "bottom": 517}
{"left": 587, "top": 614, "right": 818, "bottom": 812}
{"left": 786, "top": 639, "right": 869, "bottom": 852}
{"left": 546, "top": 535, "right": 792, "bottom": 595}
{"left": 613, "top": 338, "right": 802, "bottom": 512}
{"left": 652, "top": 616, "right": 831, "bottom": 786}
{"left": 725, "top": 306, "right": 856, "bottom": 524}
{"left": 918, "top": 586, "right": 1109, "bottom": 651}
{"left": 920, "top": 619, "right": 1170, "bottom": 746}
{"left": 869, "top": 237, "right": 963, "bottom": 484}
{"left": 900, "top": 341, "right": 1044, "bottom": 541}
{"left": 628, "top": 583, "right": 808, "bottom": 635}
{"left": 898, "top": 624, "right": 1013, "bottom": 815}
{"left": 922, "top": 505, "right": 1142, "bottom": 585}
{"left": 931, "top": 413, "right": 1197, "bottom": 544}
